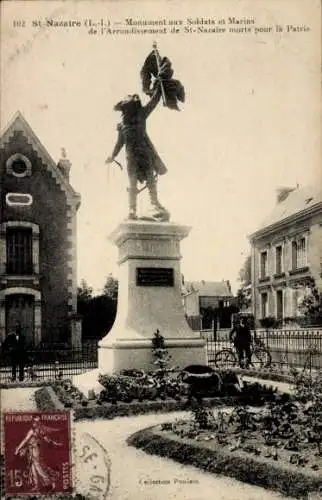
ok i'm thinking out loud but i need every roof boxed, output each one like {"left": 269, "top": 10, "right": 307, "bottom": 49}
{"left": 182, "top": 280, "right": 232, "bottom": 297}
{"left": 251, "top": 184, "right": 322, "bottom": 238}
{"left": 0, "top": 112, "right": 81, "bottom": 209}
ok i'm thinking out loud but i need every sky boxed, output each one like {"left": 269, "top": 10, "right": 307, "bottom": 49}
{"left": 1, "top": 0, "right": 321, "bottom": 294}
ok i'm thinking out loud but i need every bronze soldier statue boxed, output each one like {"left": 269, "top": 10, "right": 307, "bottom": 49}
{"left": 106, "top": 43, "right": 185, "bottom": 222}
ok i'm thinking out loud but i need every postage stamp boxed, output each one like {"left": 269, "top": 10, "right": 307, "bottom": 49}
{"left": 3, "top": 411, "right": 72, "bottom": 496}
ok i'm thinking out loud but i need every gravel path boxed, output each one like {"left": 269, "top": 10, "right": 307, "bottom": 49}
{"left": 1, "top": 388, "right": 295, "bottom": 500}
{"left": 76, "top": 412, "right": 295, "bottom": 500}
{"left": 1, "top": 388, "right": 38, "bottom": 412}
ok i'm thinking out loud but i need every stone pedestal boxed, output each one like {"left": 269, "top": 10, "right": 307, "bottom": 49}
{"left": 98, "top": 220, "right": 206, "bottom": 373}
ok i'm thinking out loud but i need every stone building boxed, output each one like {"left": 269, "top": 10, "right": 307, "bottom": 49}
{"left": 0, "top": 112, "right": 81, "bottom": 346}
{"left": 182, "top": 279, "right": 235, "bottom": 329}
{"left": 249, "top": 185, "right": 322, "bottom": 324}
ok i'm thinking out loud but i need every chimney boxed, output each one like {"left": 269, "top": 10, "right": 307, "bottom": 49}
{"left": 276, "top": 186, "right": 295, "bottom": 204}
{"left": 57, "top": 148, "right": 71, "bottom": 181}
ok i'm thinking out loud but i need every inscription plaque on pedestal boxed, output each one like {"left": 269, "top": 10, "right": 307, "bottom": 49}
{"left": 136, "top": 267, "right": 174, "bottom": 287}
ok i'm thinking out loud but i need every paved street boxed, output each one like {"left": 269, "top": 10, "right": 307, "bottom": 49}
{"left": 1, "top": 388, "right": 296, "bottom": 500}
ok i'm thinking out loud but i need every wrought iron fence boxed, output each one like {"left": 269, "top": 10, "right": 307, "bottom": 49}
{"left": 0, "top": 342, "right": 98, "bottom": 383}
{"left": 203, "top": 328, "right": 322, "bottom": 372}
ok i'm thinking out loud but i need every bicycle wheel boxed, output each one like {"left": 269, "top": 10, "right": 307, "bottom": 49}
{"left": 214, "top": 349, "right": 237, "bottom": 369}
{"left": 252, "top": 347, "right": 272, "bottom": 369}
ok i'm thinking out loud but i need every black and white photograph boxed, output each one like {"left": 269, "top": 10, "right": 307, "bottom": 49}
{"left": 0, "top": 1, "right": 321, "bottom": 498}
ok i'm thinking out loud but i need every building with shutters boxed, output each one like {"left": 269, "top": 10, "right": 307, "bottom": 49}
{"left": 249, "top": 185, "right": 322, "bottom": 325}
{"left": 0, "top": 112, "right": 81, "bottom": 347}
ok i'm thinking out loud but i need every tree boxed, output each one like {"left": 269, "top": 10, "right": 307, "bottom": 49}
{"left": 81, "top": 294, "right": 117, "bottom": 340}
{"left": 77, "top": 279, "right": 93, "bottom": 315}
{"left": 238, "top": 255, "right": 251, "bottom": 286}
{"left": 298, "top": 277, "right": 322, "bottom": 326}
{"left": 77, "top": 279, "right": 93, "bottom": 298}
{"left": 236, "top": 255, "right": 252, "bottom": 311}
{"left": 77, "top": 278, "right": 117, "bottom": 341}
{"left": 103, "top": 274, "right": 118, "bottom": 301}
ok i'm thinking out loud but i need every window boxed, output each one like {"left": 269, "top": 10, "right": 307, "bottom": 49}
{"left": 276, "top": 290, "right": 283, "bottom": 319}
{"left": 275, "top": 245, "right": 283, "bottom": 275}
{"left": 6, "top": 228, "right": 33, "bottom": 275}
{"left": 292, "top": 237, "right": 307, "bottom": 270}
{"left": 260, "top": 251, "right": 268, "bottom": 278}
{"left": 6, "top": 154, "right": 32, "bottom": 178}
{"left": 6, "top": 193, "right": 33, "bottom": 206}
{"left": 261, "top": 292, "right": 268, "bottom": 318}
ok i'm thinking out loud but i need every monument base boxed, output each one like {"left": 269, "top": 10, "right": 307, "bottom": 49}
{"left": 98, "top": 220, "right": 207, "bottom": 374}
{"left": 98, "top": 336, "right": 206, "bottom": 374}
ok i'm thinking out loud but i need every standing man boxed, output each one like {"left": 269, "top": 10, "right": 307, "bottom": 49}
{"left": 229, "top": 317, "right": 252, "bottom": 369}
{"left": 2, "top": 323, "right": 26, "bottom": 381}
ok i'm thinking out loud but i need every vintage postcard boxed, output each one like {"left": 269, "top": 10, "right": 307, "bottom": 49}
{"left": 0, "top": 0, "right": 321, "bottom": 499}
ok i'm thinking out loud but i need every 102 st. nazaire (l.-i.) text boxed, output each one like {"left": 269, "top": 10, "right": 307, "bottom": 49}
{"left": 11, "top": 16, "right": 310, "bottom": 34}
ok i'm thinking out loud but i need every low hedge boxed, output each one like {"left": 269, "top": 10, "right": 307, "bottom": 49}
{"left": 35, "top": 385, "right": 273, "bottom": 421}
{"left": 127, "top": 426, "right": 322, "bottom": 499}
{"left": 35, "top": 385, "right": 65, "bottom": 411}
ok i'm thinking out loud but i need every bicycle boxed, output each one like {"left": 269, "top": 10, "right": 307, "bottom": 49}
{"left": 213, "top": 337, "right": 272, "bottom": 370}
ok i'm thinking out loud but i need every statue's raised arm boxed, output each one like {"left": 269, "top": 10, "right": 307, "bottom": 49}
{"left": 141, "top": 83, "right": 162, "bottom": 119}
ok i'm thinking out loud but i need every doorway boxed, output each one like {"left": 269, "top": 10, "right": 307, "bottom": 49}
{"left": 5, "top": 294, "right": 35, "bottom": 345}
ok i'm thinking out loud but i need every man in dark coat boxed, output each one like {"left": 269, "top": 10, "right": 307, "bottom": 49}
{"left": 105, "top": 81, "right": 169, "bottom": 221}
{"left": 2, "top": 324, "right": 26, "bottom": 381}
{"left": 229, "top": 318, "right": 252, "bottom": 369}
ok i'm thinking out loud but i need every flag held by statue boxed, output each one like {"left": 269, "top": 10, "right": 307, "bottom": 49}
{"left": 140, "top": 46, "right": 185, "bottom": 111}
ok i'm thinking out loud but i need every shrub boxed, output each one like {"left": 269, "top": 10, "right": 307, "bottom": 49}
{"left": 259, "top": 316, "right": 281, "bottom": 329}
{"left": 97, "top": 370, "right": 277, "bottom": 406}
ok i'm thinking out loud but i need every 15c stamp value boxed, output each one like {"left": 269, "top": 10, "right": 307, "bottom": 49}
{"left": 3, "top": 411, "right": 72, "bottom": 496}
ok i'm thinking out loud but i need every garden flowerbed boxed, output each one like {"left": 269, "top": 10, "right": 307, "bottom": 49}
{"left": 35, "top": 384, "right": 275, "bottom": 421}
{"left": 128, "top": 424, "right": 322, "bottom": 499}
{"left": 128, "top": 372, "right": 322, "bottom": 499}
{"left": 35, "top": 374, "right": 280, "bottom": 421}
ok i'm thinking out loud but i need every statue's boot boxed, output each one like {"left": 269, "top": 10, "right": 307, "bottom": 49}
{"left": 149, "top": 184, "right": 169, "bottom": 220}
{"left": 128, "top": 188, "right": 137, "bottom": 220}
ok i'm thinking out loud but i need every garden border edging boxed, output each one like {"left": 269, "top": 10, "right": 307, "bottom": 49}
{"left": 127, "top": 426, "right": 322, "bottom": 500}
